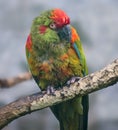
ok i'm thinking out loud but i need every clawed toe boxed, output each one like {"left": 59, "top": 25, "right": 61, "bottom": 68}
{"left": 67, "top": 76, "right": 81, "bottom": 85}
{"left": 47, "top": 86, "right": 55, "bottom": 95}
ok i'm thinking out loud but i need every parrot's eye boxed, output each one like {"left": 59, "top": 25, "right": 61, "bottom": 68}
{"left": 49, "top": 23, "right": 56, "bottom": 29}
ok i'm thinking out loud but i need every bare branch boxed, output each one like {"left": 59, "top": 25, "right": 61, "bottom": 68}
{"left": 0, "top": 59, "right": 118, "bottom": 129}
{"left": 0, "top": 72, "right": 32, "bottom": 88}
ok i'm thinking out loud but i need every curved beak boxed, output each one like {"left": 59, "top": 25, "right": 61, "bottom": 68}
{"left": 57, "top": 25, "right": 71, "bottom": 42}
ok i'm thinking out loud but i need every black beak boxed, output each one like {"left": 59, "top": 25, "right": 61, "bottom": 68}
{"left": 57, "top": 25, "right": 71, "bottom": 42}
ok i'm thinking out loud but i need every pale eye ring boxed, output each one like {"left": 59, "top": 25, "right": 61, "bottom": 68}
{"left": 49, "top": 23, "right": 56, "bottom": 29}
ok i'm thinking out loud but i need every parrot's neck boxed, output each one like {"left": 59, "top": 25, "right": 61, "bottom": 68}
{"left": 32, "top": 39, "right": 70, "bottom": 62}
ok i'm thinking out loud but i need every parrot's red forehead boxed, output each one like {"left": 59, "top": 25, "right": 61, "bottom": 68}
{"left": 50, "top": 9, "right": 70, "bottom": 28}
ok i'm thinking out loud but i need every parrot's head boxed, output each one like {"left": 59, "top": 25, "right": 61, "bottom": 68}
{"left": 31, "top": 8, "right": 71, "bottom": 47}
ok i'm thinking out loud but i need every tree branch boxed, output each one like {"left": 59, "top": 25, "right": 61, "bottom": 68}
{"left": 0, "top": 72, "right": 32, "bottom": 88}
{"left": 0, "top": 59, "right": 118, "bottom": 129}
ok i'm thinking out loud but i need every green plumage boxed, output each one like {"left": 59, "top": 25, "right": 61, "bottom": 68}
{"left": 26, "top": 8, "right": 88, "bottom": 130}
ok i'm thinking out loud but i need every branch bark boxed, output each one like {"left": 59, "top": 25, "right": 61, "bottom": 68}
{"left": 0, "top": 59, "right": 118, "bottom": 129}
{"left": 0, "top": 72, "right": 32, "bottom": 88}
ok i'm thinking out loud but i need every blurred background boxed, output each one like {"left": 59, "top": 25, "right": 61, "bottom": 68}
{"left": 0, "top": 0, "right": 118, "bottom": 130}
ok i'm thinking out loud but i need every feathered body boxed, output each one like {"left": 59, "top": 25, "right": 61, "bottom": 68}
{"left": 26, "top": 9, "right": 88, "bottom": 130}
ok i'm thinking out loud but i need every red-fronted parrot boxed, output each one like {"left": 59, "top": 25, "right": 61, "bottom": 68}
{"left": 26, "top": 8, "right": 89, "bottom": 130}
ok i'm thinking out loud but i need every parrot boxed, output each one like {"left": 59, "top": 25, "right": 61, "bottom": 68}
{"left": 26, "top": 8, "right": 89, "bottom": 130}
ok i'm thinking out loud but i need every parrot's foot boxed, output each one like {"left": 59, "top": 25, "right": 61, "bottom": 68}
{"left": 47, "top": 86, "right": 55, "bottom": 95}
{"left": 67, "top": 76, "right": 81, "bottom": 85}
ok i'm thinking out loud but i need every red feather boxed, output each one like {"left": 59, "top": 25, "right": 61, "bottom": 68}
{"left": 50, "top": 8, "right": 70, "bottom": 28}
{"left": 26, "top": 34, "right": 32, "bottom": 51}
{"left": 39, "top": 25, "right": 47, "bottom": 34}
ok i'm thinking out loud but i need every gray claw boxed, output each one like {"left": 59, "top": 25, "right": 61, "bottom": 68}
{"left": 67, "top": 76, "right": 81, "bottom": 85}
{"left": 47, "top": 86, "right": 55, "bottom": 95}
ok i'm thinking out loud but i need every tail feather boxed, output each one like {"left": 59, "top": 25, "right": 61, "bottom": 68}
{"left": 82, "top": 95, "right": 89, "bottom": 130}
{"left": 50, "top": 95, "right": 89, "bottom": 130}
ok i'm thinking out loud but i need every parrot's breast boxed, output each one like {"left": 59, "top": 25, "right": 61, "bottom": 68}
{"left": 28, "top": 43, "right": 83, "bottom": 89}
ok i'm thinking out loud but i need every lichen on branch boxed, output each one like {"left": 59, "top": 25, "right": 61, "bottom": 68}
{"left": 0, "top": 59, "right": 118, "bottom": 129}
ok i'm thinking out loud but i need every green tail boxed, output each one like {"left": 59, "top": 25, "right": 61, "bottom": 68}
{"left": 50, "top": 95, "right": 89, "bottom": 130}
